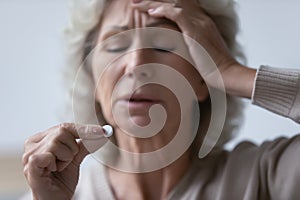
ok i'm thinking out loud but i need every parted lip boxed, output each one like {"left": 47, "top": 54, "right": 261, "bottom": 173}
{"left": 117, "top": 92, "right": 162, "bottom": 103}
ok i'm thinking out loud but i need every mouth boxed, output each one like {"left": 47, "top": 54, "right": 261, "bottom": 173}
{"left": 128, "top": 98, "right": 156, "bottom": 103}
{"left": 118, "top": 93, "right": 161, "bottom": 109}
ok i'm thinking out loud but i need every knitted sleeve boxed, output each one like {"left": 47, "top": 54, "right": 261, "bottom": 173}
{"left": 252, "top": 65, "right": 300, "bottom": 123}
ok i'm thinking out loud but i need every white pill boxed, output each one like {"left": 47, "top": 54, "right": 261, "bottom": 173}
{"left": 103, "top": 125, "right": 113, "bottom": 137}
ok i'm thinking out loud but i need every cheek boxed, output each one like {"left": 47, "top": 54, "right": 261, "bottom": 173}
{"left": 95, "top": 67, "right": 119, "bottom": 106}
{"left": 92, "top": 57, "right": 121, "bottom": 120}
{"left": 93, "top": 70, "right": 117, "bottom": 124}
{"left": 165, "top": 56, "right": 207, "bottom": 100}
{"left": 92, "top": 51, "right": 120, "bottom": 100}
{"left": 161, "top": 54, "right": 199, "bottom": 84}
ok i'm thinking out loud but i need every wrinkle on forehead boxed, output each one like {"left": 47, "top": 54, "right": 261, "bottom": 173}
{"left": 100, "top": 0, "right": 163, "bottom": 31}
{"left": 97, "top": 0, "right": 180, "bottom": 43}
{"left": 102, "top": 0, "right": 137, "bottom": 28}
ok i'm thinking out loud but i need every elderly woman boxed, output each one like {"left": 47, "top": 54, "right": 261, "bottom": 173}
{"left": 22, "top": 0, "right": 300, "bottom": 199}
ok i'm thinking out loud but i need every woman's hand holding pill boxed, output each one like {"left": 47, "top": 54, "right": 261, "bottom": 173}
{"left": 22, "top": 123, "right": 112, "bottom": 200}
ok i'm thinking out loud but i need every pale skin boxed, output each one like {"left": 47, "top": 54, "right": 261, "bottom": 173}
{"left": 23, "top": 0, "right": 256, "bottom": 199}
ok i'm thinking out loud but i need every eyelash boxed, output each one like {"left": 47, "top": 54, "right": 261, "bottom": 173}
{"left": 105, "top": 45, "right": 175, "bottom": 53}
{"left": 107, "top": 48, "right": 174, "bottom": 54}
{"left": 154, "top": 47, "right": 175, "bottom": 53}
{"left": 106, "top": 47, "right": 129, "bottom": 53}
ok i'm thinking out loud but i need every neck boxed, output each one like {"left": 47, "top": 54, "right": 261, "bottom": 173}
{"left": 114, "top": 130, "right": 173, "bottom": 153}
{"left": 107, "top": 150, "right": 192, "bottom": 200}
{"left": 107, "top": 109, "right": 198, "bottom": 199}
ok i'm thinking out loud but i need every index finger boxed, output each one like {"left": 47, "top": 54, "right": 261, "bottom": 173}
{"left": 58, "top": 123, "right": 108, "bottom": 139}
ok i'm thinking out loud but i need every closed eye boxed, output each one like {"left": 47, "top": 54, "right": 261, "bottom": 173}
{"left": 106, "top": 46, "right": 129, "bottom": 53}
{"left": 102, "top": 33, "right": 131, "bottom": 53}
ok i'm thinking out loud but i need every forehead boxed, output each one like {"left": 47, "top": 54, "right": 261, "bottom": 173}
{"left": 100, "top": 0, "right": 177, "bottom": 32}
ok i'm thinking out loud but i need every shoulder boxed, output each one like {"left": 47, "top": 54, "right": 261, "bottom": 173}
{"left": 223, "top": 135, "right": 300, "bottom": 199}
{"left": 229, "top": 135, "right": 300, "bottom": 162}
{"left": 225, "top": 135, "right": 300, "bottom": 175}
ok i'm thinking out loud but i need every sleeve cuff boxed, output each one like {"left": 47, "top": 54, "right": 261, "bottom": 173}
{"left": 251, "top": 65, "right": 300, "bottom": 123}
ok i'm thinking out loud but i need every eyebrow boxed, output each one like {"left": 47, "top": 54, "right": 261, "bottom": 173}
{"left": 146, "top": 19, "right": 179, "bottom": 28}
{"left": 100, "top": 26, "right": 128, "bottom": 40}
{"left": 106, "top": 25, "right": 129, "bottom": 31}
{"left": 100, "top": 19, "right": 179, "bottom": 41}
{"left": 104, "top": 19, "right": 179, "bottom": 32}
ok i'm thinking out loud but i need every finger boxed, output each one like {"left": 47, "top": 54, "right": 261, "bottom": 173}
{"left": 56, "top": 123, "right": 109, "bottom": 156}
{"left": 22, "top": 147, "right": 37, "bottom": 166}
{"left": 132, "top": 0, "right": 200, "bottom": 9}
{"left": 72, "top": 140, "right": 90, "bottom": 166}
{"left": 134, "top": 0, "right": 175, "bottom": 3}
{"left": 148, "top": 5, "right": 181, "bottom": 21}
{"left": 27, "top": 131, "right": 48, "bottom": 143}
{"left": 23, "top": 124, "right": 78, "bottom": 165}
{"left": 26, "top": 153, "right": 57, "bottom": 185}
{"left": 23, "top": 125, "right": 80, "bottom": 166}
{"left": 46, "top": 137, "right": 88, "bottom": 171}
{"left": 53, "top": 128, "right": 80, "bottom": 156}
{"left": 47, "top": 123, "right": 104, "bottom": 157}
{"left": 132, "top": 0, "right": 208, "bottom": 26}
{"left": 47, "top": 140, "right": 74, "bottom": 164}
{"left": 53, "top": 125, "right": 109, "bottom": 169}
{"left": 131, "top": 1, "right": 183, "bottom": 24}
{"left": 57, "top": 123, "right": 106, "bottom": 140}
{"left": 23, "top": 131, "right": 48, "bottom": 155}
{"left": 56, "top": 140, "right": 89, "bottom": 172}
{"left": 131, "top": 0, "right": 171, "bottom": 12}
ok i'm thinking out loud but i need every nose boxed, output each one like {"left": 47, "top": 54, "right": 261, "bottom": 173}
{"left": 125, "top": 49, "right": 154, "bottom": 80}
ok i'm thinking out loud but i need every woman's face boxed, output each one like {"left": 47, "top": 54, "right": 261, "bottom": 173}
{"left": 91, "top": 0, "right": 208, "bottom": 134}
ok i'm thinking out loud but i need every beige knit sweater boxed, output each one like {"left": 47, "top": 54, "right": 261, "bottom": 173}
{"left": 252, "top": 65, "right": 300, "bottom": 123}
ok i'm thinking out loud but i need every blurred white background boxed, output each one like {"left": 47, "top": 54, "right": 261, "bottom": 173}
{"left": 0, "top": 0, "right": 299, "bottom": 199}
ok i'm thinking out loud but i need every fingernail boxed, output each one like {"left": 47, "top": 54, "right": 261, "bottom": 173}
{"left": 132, "top": 0, "right": 142, "bottom": 3}
{"left": 148, "top": 8, "right": 156, "bottom": 14}
{"left": 78, "top": 125, "right": 106, "bottom": 140}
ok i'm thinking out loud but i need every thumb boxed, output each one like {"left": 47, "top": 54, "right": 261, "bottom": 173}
{"left": 73, "top": 124, "right": 113, "bottom": 164}
{"left": 72, "top": 140, "right": 90, "bottom": 166}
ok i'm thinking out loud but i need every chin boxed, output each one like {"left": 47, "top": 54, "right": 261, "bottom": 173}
{"left": 129, "top": 116, "right": 151, "bottom": 127}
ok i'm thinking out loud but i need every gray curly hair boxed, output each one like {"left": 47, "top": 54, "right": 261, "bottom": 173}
{"left": 62, "top": 0, "right": 245, "bottom": 147}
